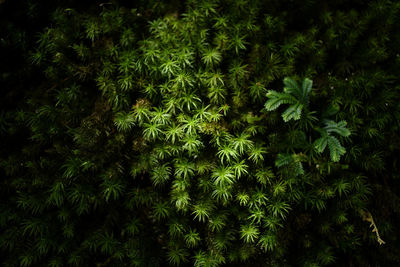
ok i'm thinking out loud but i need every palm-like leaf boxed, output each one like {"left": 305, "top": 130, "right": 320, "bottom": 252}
{"left": 314, "top": 135, "right": 328, "bottom": 153}
{"left": 327, "top": 136, "right": 346, "bottom": 162}
{"left": 281, "top": 102, "right": 303, "bottom": 122}
{"left": 301, "top": 78, "right": 312, "bottom": 101}
{"left": 283, "top": 77, "right": 301, "bottom": 96}
{"left": 264, "top": 91, "right": 297, "bottom": 111}
{"left": 323, "top": 120, "right": 351, "bottom": 137}
{"left": 264, "top": 77, "right": 313, "bottom": 122}
{"left": 151, "top": 107, "right": 171, "bottom": 125}
{"left": 314, "top": 120, "right": 350, "bottom": 161}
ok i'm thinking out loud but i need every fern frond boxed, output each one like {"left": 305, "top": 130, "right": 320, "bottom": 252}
{"left": 301, "top": 78, "right": 313, "bottom": 101}
{"left": 323, "top": 120, "right": 351, "bottom": 137}
{"left": 314, "top": 136, "right": 328, "bottom": 153}
{"left": 264, "top": 90, "right": 297, "bottom": 111}
{"left": 283, "top": 77, "right": 301, "bottom": 96}
{"left": 281, "top": 102, "right": 303, "bottom": 122}
{"left": 327, "top": 136, "right": 346, "bottom": 162}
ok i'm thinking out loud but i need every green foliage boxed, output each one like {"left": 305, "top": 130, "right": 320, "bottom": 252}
{"left": 314, "top": 120, "right": 351, "bottom": 162}
{"left": 114, "top": 111, "right": 135, "bottom": 132}
{"left": 1, "top": 0, "right": 400, "bottom": 266}
{"left": 265, "top": 77, "right": 312, "bottom": 122}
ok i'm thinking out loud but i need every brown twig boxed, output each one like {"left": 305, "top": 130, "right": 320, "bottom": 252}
{"left": 360, "top": 209, "right": 385, "bottom": 245}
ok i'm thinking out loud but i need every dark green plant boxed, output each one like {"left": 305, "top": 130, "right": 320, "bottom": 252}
{"left": 1, "top": 0, "right": 400, "bottom": 266}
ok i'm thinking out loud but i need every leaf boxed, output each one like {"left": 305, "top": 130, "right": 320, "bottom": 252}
{"left": 324, "top": 120, "right": 351, "bottom": 137}
{"left": 264, "top": 90, "right": 297, "bottom": 111}
{"left": 248, "top": 208, "right": 265, "bottom": 224}
{"left": 281, "top": 103, "right": 303, "bottom": 122}
{"left": 301, "top": 78, "right": 313, "bottom": 100}
{"left": 264, "top": 77, "right": 313, "bottom": 122}
{"left": 275, "top": 154, "right": 293, "bottom": 167}
{"left": 327, "top": 136, "right": 346, "bottom": 162}
{"left": 283, "top": 77, "right": 300, "bottom": 95}
{"left": 314, "top": 136, "right": 328, "bottom": 153}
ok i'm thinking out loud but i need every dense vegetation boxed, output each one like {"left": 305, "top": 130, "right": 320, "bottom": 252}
{"left": 1, "top": 0, "right": 400, "bottom": 266}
